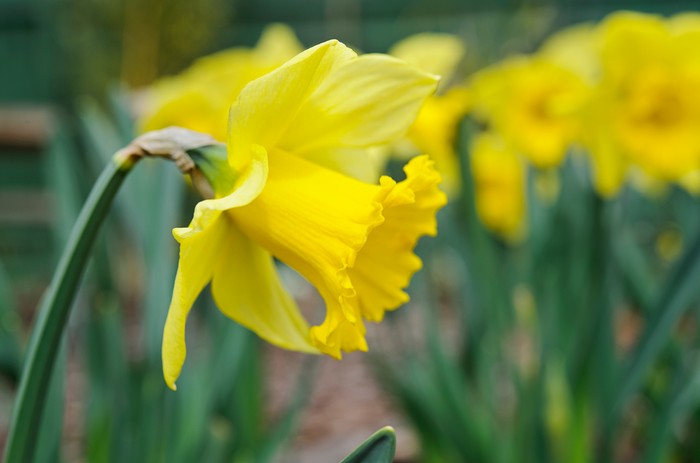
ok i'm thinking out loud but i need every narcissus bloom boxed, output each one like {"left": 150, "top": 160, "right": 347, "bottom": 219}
{"left": 470, "top": 131, "right": 526, "bottom": 241}
{"left": 139, "top": 24, "right": 303, "bottom": 141}
{"left": 162, "top": 40, "right": 446, "bottom": 389}
{"left": 470, "top": 56, "right": 588, "bottom": 169}
{"left": 542, "top": 12, "right": 700, "bottom": 195}
{"left": 597, "top": 12, "right": 700, "bottom": 183}
{"left": 389, "top": 33, "right": 470, "bottom": 194}
{"left": 538, "top": 21, "right": 629, "bottom": 197}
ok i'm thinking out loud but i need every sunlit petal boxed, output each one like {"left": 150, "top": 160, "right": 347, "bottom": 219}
{"left": 163, "top": 208, "right": 228, "bottom": 391}
{"left": 227, "top": 40, "right": 356, "bottom": 172}
{"left": 211, "top": 223, "right": 317, "bottom": 353}
{"left": 389, "top": 33, "right": 465, "bottom": 86}
{"left": 280, "top": 54, "right": 438, "bottom": 156}
{"left": 162, "top": 150, "right": 268, "bottom": 389}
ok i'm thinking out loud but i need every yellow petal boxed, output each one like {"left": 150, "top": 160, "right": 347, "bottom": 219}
{"left": 389, "top": 33, "right": 466, "bottom": 85}
{"left": 539, "top": 22, "right": 601, "bottom": 83}
{"left": 406, "top": 89, "right": 470, "bottom": 194}
{"left": 230, "top": 149, "right": 446, "bottom": 358}
{"left": 163, "top": 149, "right": 268, "bottom": 390}
{"left": 228, "top": 40, "right": 438, "bottom": 179}
{"left": 669, "top": 14, "right": 700, "bottom": 68}
{"left": 227, "top": 40, "right": 356, "bottom": 173}
{"left": 139, "top": 79, "right": 226, "bottom": 139}
{"left": 470, "top": 131, "right": 527, "bottom": 241}
{"left": 279, "top": 54, "right": 438, "bottom": 155}
{"left": 253, "top": 23, "right": 304, "bottom": 68}
{"left": 211, "top": 223, "right": 317, "bottom": 353}
{"left": 163, "top": 208, "right": 227, "bottom": 391}
{"left": 139, "top": 24, "right": 302, "bottom": 141}
{"left": 302, "top": 146, "right": 386, "bottom": 183}
{"left": 599, "top": 12, "right": 669, "bottom": 84}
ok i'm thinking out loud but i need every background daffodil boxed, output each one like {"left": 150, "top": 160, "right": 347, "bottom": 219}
{"left": 389, "top": 33, "right": 470, "bottom": 194}
{"left": 470, "top": 131, "right": 527, "bottom": 241}
{"left": 138, "top": 24, "right": 304, "bottom": 141}
{"left": 540, "top": 12, "right": 700, "bottom": 196}
{"left": 470, "top": 56, "right": 588, "bottom": 170}
{"left": 598, "top": 12, "right": 700, "bottom": 183}
{"left": 162, "top": 40, "right": 446, "bottom": 390}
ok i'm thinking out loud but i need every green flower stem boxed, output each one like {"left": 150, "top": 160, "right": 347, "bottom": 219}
{"left": 4, "top": 153, "right": 139, "bottom": 463}
{"left": 606, "top": 227, "right": 700, "bottom": 430}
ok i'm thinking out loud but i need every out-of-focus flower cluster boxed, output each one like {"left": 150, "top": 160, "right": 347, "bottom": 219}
{"left": 139, "top": 12, "right": 700, "bottom": 244}
{"left": 468, "top": 11, "right": 700, "bottom": 240}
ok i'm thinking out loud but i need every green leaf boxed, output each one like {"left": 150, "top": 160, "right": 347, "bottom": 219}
{"left": 3, "top": 156, "right": 134, "bottom": 463}
{"left": 339, "top": 427, "right": 397, "bottom": 463}
{"left": 608, "top": 227, "right": 700, "bottom": 427}
{"left": 32, "top": 340, "right": 66, "bottom": 463}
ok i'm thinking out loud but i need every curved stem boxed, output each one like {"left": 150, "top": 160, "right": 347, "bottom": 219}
{"left": 4, "top": 154, "right": 138, "bottom": 463}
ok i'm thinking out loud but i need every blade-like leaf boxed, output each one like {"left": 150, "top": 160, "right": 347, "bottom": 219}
{"left": 339, "top": 427, "right": 396, "bottom": 463}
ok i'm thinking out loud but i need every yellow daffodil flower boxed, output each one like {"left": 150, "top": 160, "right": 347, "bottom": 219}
{"left": 597, "top": 12, "right": 700, "bottom": 183}
{"left": 538, "top": 22, "right": 630, "bottom": 197}
{"left": 162, "top": 40, "right": 447, "bottom": 390}
{"left": 470, "top": 56, "right": 588, "bottom": 170}
{"left": 389, "top": 33, "right": 471, "bottom": 194}
{"left": 139, "top": 24, "right": 303, "bottom": 141}
{"left": 553, "top": 12, "right": 700, "bottom": 196}
{"left": 470, "top": 131, "right": 526, "bottom": 241}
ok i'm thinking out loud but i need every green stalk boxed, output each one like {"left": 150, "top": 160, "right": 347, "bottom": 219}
{"left": 606, "top": 227, "right": 700, "bottom": 430}
{"left": 4, "top": 154, "right": 138, "bottom": 463}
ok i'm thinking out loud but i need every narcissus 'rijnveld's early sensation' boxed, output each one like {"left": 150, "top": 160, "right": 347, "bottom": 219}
{"left": 162, "top": 40, "right": 447, "bottom": 389}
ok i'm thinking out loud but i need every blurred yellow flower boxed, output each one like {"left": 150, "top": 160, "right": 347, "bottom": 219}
{"left": 471, "top": 56, "right": 588, "bottom": 169}
{"left": 597, "top": 12, "right": 700, "bottom": 183}
{"left": 389, "top": 33, "right": 465, "bottom": 90}
{"left": 389, "top": 33, "right": 470, "bottom": 193}
{"left": 403, "top": 86, "right": 470, "bottom": 194}
{"left": 539, "top": 22, "right": 600, "bottom": 84}
{"left": 580, "top": 107, "right": 629, "bottom": 197}
{"left": 139, "top": 24, "right": 303, "bottom": 141}
{"left": 162, "top": 40, "right": 446, "bottom": 389}
{"left": 537, "top": 22, "right": 631, "bottom": 197}
{"left": 470, "top": 131, "right": 526, "bottom": 241}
